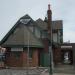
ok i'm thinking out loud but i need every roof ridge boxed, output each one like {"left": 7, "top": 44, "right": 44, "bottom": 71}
{"left": 36, "top": 18, "right": 43, "bottom": 21}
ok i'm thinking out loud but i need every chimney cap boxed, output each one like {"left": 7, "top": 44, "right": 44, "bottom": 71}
{"left": 48, "top": 4, "right": 50, "bottom": 10}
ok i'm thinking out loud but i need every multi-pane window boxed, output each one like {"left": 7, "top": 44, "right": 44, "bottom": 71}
{"left": 11, "top": 48, "right": 23, "bottom": 59}
{"left": 58, "top": 29, "right": 63, "bottom": 43}
{"left": 41, "top": 30, "right": 48, "bottom": 38}
{"left": 53, "top": 33, "right": 57, "bottom": 43}
{"left": 35, "top": 28, "right": 41, "bottom": 38}
{"left": 11, "top": 51, "right": 21, "bottom": 59}
{"left": 28, "top": 26, "right": 34, "bottom": 32}
{"left": 11, "top": 48, "right": 23, "bottom": 51}
{"left": 23, "top": 47, "right": 33, "bottom": 59}
{"left": 0, "top": 54, "right": 5, "bottom": 61}
{"left": 29, "top": 49, "right": 33, "bottom": 59}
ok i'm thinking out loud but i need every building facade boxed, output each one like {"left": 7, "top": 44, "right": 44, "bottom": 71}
{"left": 0, "top": 5, "right": 63, "bottom": 67}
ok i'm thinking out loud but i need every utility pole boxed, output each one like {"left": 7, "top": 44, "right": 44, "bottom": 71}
{"left": 47, "top": 4, "right": 53, "bottom": 75}
{"left": 27, "top": 30, "right": 30, "bottom": 75}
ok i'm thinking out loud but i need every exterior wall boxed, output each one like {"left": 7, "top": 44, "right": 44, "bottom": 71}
{"left": 5, "top": 51, "right": 23, "bottom": 67}
{"left": 32, "top": 49, "right": 38, "bottom": 66}
{"left": 23, "top": 48, "right": 39, "bottom": 67}
{"left": 40, "top": 38, "right": 50, "bottom": 67}
{"left": 52, "top": 29, "right": 63, "bottom": 44}
{"left": 53, "top": 33, "right": 57, "bottom": 43}
{"left": 61, "top": 44, "right": 74, "bottom": 65}
{"left": 42, "top": 38, "right": 49, "bottom": 52}
{"left": 5, "top": 48, "right": 39, "bottom": 67}
{"left": 0, "top": 47, "right": 6, "bottom": 68}
{"left": 72, "top": 44, "right": 75, "bottom": 67}
{"left": 53, "top": 47, "right": 61, "bottom": 65}
{"left": 5, "top": 44, "right": 75, "bottom": 67}
{"left": 22, "top": 51, "right": 27, "bottom": 67}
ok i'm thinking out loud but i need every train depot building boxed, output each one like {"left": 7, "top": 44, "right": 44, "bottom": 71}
{"left": 0, "top": 5, "right": 75, "bottom": 68}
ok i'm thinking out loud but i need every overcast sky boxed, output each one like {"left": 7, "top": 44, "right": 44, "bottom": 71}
{"left": 0, "top": 0, "right": 75, "bottom": 43}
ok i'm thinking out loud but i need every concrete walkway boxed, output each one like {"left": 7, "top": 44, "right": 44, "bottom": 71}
{"left": 41, "top": 73, "right": 75, "bottom": 75}
{"left": 41, "top": 65, "right": 75, "bottom": 75}
{"left": 52, "top": 65, "right": 75, "bottom": 75}
{"left": 0, "top": 65, "right": 74, "bottom": 75}
{"left": 54, "top": 65, "right": 75, "bottom": 73}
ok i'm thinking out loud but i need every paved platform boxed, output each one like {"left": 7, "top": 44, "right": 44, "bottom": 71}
{"left": 54, "top": 65, "right": 75, "bottom": 75}
{"left": 54, "top": 65, "right": 75, "bottom": 74}
{"left": 42, "top": 73, "right": 75, "bottom": 75}
{"left": 41, "top": 65, "right": 75, "bottom": 75}
{"left": 0, "top": 65, "right": 74, "bottom": 75}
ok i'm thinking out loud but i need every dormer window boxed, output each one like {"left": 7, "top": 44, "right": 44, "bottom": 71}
{"left": 20, "top": 19, "right": 31, "bottom": 24}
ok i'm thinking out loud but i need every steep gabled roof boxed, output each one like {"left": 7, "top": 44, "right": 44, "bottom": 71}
{"left": 21, "top": 14, "right": 32, "bottom": 19}
{"left": 36, "top": 19, "right": 63, "bottom": 30}
{"left": 52, "top": 20, "right": 63, "bottom": 30}
{"left": 0, "top": 15, "right": 43, "bottom": 48}
{"left": 36, "top": 18, "right": 48, "bottom": 30}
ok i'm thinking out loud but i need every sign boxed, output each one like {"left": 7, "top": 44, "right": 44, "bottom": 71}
{"left": 11, "top": 48, "right": 23, "bottom": 51}
{"left": 61, "top": 46, "right": 72, "bottom": 49}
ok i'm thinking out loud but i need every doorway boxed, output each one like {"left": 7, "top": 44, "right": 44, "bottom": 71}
{"left": 61, "top": 50, "right": 73, "bottom": 65}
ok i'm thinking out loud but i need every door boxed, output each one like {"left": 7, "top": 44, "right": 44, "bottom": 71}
{"left": 61, "top": 50, "right": 73, "bottom": 64}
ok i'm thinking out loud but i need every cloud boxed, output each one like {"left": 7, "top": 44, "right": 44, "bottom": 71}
{"left": 0, "top": 0, "right": 75, "bottom": 43}
{"left": 64, "top": 30, "right": 75, "bottom": 43}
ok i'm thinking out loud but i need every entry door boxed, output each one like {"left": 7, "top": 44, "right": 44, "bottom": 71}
{"left": 61, "top": 50, "right": 73, "bottom": 64}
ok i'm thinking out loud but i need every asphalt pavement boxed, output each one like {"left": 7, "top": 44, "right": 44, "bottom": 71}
{"left": 0, "top": 65, "right": 74, "bottom": 75}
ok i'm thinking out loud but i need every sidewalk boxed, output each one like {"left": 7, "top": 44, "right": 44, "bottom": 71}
{"left": 41, "top": 73, "right": 75, "bottom": 75}
{"left": 0, "top": 65, "right": 74, "bottom": 75}
{"left": 41, "top": 65, "right": 75, "bottom": 75}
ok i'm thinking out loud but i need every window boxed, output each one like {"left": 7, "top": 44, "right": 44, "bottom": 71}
{"left": 11, "top": 51, "right": 21, "bottom": 59}
{"left": 11, "top": 48, "right": 23, "bottom": 51}
{"left": 41, "top": 31, "right": 48, "bottom": 38}
{"left": 0, "top": 55, "right": 5, "bottom": 61}
{"left": 35, "top": 28, "right": 41, "bottom": 38}
{"left": 20, "top": 19, "right": 31, "bottom": 24}
{"left": 24, "top": 48, "right": 33, "bottom": 59}
{"left": 53, "top": 33, "right": 57, "bottom": 43}
{"left": 28, "top": 26, "right": 34, "bottom": 32}
{"left": 29, "top": 49, "right": 33, "bottom": 59}
{"left": 11, "top": 48, "right": 23, "bottom": 59}
{"left": 58, "top": 30, "right": 63, "bottom": 43}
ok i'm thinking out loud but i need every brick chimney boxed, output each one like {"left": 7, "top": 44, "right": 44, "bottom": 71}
{"left": 47, "top": 4, "right": 52, "bottom": 34}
